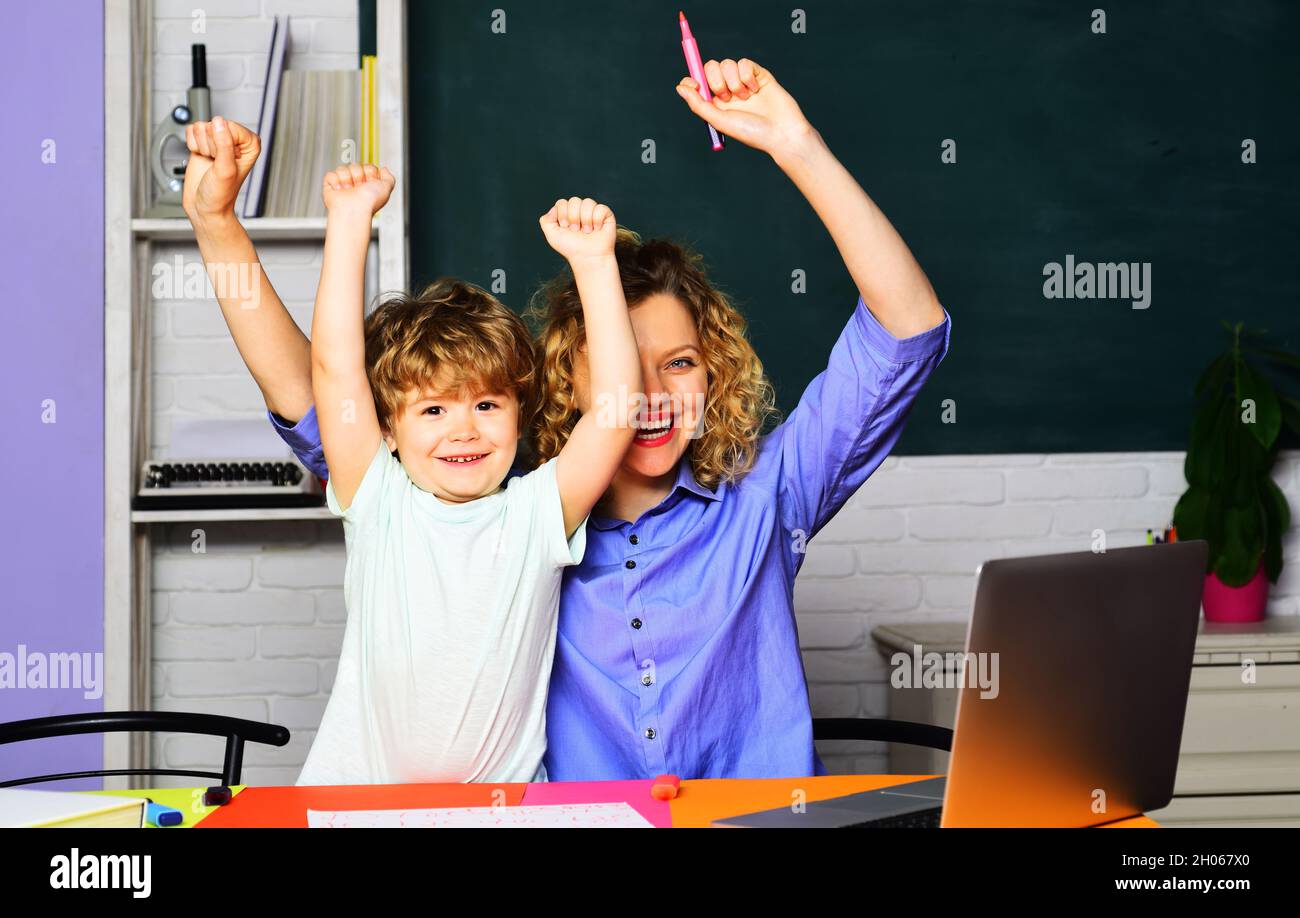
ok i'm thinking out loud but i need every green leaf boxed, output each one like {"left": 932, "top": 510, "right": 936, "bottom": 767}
{"left": 1250, "top": 347, "right": 1300, "bottom": 374}
{"left": 1203, "top": 488, "right": 1226, "bottom": 562}
{"left": 1267, "top": 477, "right": 1292, "bottom": 531}
{"left": 1185, "top": 396, "right": 1232, "bottom": 487}
{"left": 1215, "top": 502, "right": 1265, "bottom": 586}
{"left": 1225, "top": 433, "right": 1252, "bottom": 506}
{"left": 1194, "top": 354, "right": 1231, "bottom": 399}
{"left": 1236, "top": 361, "right": 1282, "bottom": 451}
{"left": 1172, "top": 486, "right": 1211, "bottom": 541}
{"left": 1260, "top": 477, "right": 1290, "bottom": 582}
{"left": 1213, "top": 547, "right": 1257, "bottom": 586}
{"left": 1222, "top": 431, "right": 1258, "bottom": 520}
{"left": 1238, "top": 415, "right": 1274, "bottom": 478}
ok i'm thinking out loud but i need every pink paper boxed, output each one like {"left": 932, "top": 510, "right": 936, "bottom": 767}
{"left": 520, "top": 779, "right": 673, "bottom": 828}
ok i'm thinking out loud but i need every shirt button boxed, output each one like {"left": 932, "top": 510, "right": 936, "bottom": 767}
{"left": 641, "top": 672, "right": 653, "bottom": 686}
{"left": 631, "top": 618, "right": 642, "bottom": 629}
{"left": 625, "top": 560, "right": 636, "bottom": 569}
{"left": 629, "top": 534, "right": 639, "bottom": 545}
{"left": 644, "top": 728, "right": 656, "bottom": 740}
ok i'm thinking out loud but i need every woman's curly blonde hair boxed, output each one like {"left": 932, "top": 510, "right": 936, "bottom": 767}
{"left": 527, "top": 228, "right": 777, "bottom": 490}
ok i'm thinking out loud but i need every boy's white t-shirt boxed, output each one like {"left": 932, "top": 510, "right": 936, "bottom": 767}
{"left": 297, "top": 440, "right": 586, "bottom": 786}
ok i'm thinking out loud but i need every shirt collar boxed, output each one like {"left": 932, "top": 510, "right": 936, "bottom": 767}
{"left": 587, "top": 459, "right": 722, "bottom": 531}
{"left": 671, "top": 456, "right": 722, "bottom": 503}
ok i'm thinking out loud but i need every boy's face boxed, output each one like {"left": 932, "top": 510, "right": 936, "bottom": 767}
{"left": 382, "top": 374, "right": 521, "bottom": 504}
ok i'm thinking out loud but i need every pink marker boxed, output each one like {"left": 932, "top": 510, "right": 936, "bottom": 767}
{"left": 679, "top": 11, "right": 724, "bottom": 151}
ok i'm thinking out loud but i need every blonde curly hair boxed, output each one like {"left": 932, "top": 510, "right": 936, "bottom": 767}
{"left": 365, "top": 279, "right": 540, "bottom": 442}
{"left": 527, "top": 228, "right": 777, "bottom": 490}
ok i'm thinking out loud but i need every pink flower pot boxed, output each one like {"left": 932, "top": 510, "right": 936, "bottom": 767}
{"left": 1202, "top": 557, "right": 1269, "bottom": 623}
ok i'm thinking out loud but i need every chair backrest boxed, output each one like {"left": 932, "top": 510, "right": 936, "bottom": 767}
{"left": 0, "top": 711, "right": 291, "bottom": 788}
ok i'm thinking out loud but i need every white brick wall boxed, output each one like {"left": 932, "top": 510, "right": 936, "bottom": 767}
{"left": 143, "top": 2, "right": 1300, "bottom": 786}
{"left": 150, "top": 520, "right": 343, "bottom": 787}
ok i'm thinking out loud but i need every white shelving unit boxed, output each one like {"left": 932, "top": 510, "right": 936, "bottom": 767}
{"left": 129, "top": 507, "right": 338, "bottom": 524}
{"left": 130, "top": 217, "right": 379, "bottom": 241}
{"left": 102, "top": 0, "right": 408, "bottom": 786}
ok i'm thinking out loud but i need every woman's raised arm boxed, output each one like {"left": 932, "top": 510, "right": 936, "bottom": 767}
{"left": 675, "top": 58, "right": 946, "bottom": 338}
{"left": 183, "top": 116, "right": 314, "bottom": 423}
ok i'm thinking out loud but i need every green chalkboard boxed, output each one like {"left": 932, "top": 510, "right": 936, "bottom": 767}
{"left": 403, "top": 0, "right": 1299, "bottom": 454}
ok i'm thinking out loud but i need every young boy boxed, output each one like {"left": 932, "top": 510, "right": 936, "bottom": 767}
{"left": 291, "top": 163, "right": 640, "bottom": 784}
{"left": 180, "top": 120, "right": 640, "bottom": 783}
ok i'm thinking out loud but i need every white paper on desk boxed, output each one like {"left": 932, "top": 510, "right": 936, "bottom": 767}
{"left": 168, "top": 417, "right": 293, "bottom": 461}
{"left": 307, "top": 802, "right": 654, "bottom": 828}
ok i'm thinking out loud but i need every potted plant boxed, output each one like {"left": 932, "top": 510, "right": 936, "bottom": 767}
{"left": 1173, "top": 322, "right": 1300, "bottom": 622}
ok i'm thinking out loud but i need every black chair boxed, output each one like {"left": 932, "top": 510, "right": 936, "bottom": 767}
{"left": 0, "top": 711, "right": 291, "bottom": 788}
{"left": 813, "top": 717, "right": 953, "bottom": 752}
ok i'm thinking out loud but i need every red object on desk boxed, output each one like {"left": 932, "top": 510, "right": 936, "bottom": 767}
{"left": 650, "top": 774, "right": 680, "bottom": 800}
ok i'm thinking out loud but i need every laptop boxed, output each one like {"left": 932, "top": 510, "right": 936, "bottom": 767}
{"left": 714, "top": 541, "right": 1208, "bottom": 828}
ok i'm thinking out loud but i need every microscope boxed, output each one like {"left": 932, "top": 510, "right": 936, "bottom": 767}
{"left": 143, "top": 44, "right": 210, "bottom": 218}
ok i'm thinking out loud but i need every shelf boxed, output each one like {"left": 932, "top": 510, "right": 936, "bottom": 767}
{"left": 104, "top": 0, "right": 409, "bottom": 781}
{"left": 131, "top": 506, "right": 337, "bottom": 523}
{"left": 131, "top": 217, "right": 378, "bottom": 241}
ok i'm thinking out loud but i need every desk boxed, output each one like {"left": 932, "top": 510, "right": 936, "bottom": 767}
{"left": 92, "top": 776, "right": 1157, "bottom": 828}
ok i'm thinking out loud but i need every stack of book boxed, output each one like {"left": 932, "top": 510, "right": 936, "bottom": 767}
{"left": 243, "top": 15, "right": 379, "bottom": 219}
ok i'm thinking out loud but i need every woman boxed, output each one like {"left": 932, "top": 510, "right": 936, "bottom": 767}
{"left": 182, "top": 56, "right": 950, "bottom": 780}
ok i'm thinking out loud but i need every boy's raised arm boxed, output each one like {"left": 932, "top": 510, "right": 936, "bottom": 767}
{"left": 182, "top": 117, "right": 314, "bottom": 423}
{"left": 310, "top": 164, "right": 396, "bottom": 510}
{"left": 540, "top": 198, "right": 641, "bottom": 537}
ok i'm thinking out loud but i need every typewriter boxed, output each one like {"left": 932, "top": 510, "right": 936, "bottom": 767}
{"left": 132, "top": 458, "right": 324, "bottom": 510}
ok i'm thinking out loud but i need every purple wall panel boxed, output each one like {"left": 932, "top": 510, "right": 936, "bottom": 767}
{"left": 0, "top": 0, "right": 106, "bottom": 789}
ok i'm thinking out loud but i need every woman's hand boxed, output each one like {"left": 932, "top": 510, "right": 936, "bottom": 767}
{"left": 675, "top": 58, "right": 816, "bottom": 159}
{"left": 539, "top": 197, "right": 617, "bottom": 266}
{"left": 322, "top": 163, "right": 396, "bottom": 217}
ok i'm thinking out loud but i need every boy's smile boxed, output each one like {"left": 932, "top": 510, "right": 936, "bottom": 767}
{"left": 383, "top": 379, "right": 520, "bottom": 504}
{"left": 438, "top": 452, "right": 489, "bottom": 466}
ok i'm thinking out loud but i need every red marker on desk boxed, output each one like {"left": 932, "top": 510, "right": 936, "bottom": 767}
{"left": 678, "top": 11, "right": 725, "bottom": 151}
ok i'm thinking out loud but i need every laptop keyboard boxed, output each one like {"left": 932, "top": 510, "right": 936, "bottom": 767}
{"left": 849, "top": 807, "right": 943, "bottom": 828}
